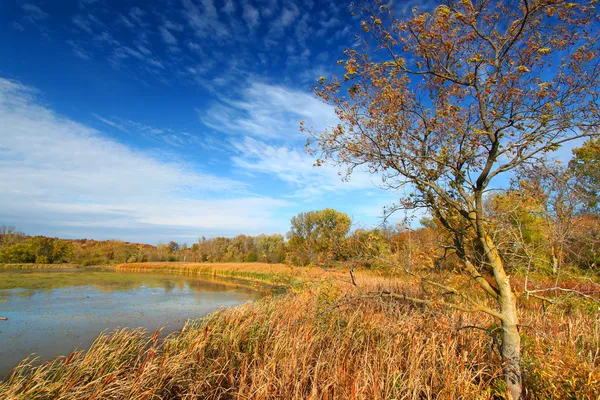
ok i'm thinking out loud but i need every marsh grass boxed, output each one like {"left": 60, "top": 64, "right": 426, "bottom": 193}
{"left": 1, "top": 272, "right": 598, "bottom": 399}
{"left": 114, "top": 262, "right": 347, "bottom": 289}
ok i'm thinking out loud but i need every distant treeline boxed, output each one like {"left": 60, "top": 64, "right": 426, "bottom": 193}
{"left": 2, "top": 191, "right": 599, "bottom": 272}
{"left": 0, "top": 209, "right": 425, "bottom": 268}
{"left": 0, "top": 227, "right": 287, "bottom": 266}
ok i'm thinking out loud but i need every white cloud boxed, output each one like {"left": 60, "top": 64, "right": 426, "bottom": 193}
{"left": 230, "top": 136, "right": 377, "bottom": 198}
{"left": 159, "top": 26, "right": 178, "bottom": 45}
{"left": 222, "top": 0, "right": 236, "bottom": 15}
{"left": 118, "top": 14, "right": 135, "bottom": 29}
{"left": 278, "top": 5, "right": 299, "bottom": 27}
{"left": 22, "top": 4, "right": 49, "bottom": 21}
{"left": 0, "top": 78, "right": 291, "bottom": 241}
{"left": 197, "top": 81, "right": 382, "bottom": 198}
{"left": 67, "top": 40, "right": 92, "bottom": 60}
{"left": 92, "top": 114, "right": 129, "bottom": 132}
{"left": 129, "top": 7, "right": 146, "bottom": 26}
{"left": 294, "top": 14, "right": 311, "bottom": 46}
{"left": 163, "top": 20, "right": 184, "bottom": 31}
{"left": 93, "top": 114, "right": 200, "bottom": 148}
{"left": 72, "top": 15, "right": 93, "bottom": 33}
{"left": 242, "top": 1, "right": 260, "bottom": 30}
{"left": 200, "top": 81, "right": 338, "bottom": 140}
{"left": 94, "top": 31, "right": 120, "bottom": 46}
{"left": 183, "top": 0, "right": 230, "bottom": 40}
{"left": 270, "top": 3, "right": 299, "bottom": 35}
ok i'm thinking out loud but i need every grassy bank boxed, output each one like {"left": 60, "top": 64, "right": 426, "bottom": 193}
{"left": 113, "top": 262, "right": 348, "bottom": 289}
{"left": 1, "top": 271, "right": 598, "bottom": 399}
{"left": 0, "top": 263, "right": 80, "bottom": 269}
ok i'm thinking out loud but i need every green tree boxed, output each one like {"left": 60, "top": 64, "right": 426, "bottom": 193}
{"left": 255, "top": 234, "right": 286, "bottom": 263}
{"left": 0, "top": 242, "right": 35, "bottom": 263}
{"left": 30, "top": 236, "right": 72, "bottom": 264}
{"left": 287, "top": 209, "right": 351, "bottom": 266}
{"left": 570, "top": 137, "right": 600, "bottom": 212}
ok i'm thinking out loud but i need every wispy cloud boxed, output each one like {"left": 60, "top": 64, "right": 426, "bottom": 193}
{"left": 0, "top": 78, "right": 291, "bottom": 241}
{"left": 164, "top": 20, "right": 184, "bottom": 31}
{"left": 159, "top": 26, "right": 178, "bottom": 45}
{"left": 269, "top": 3, "right": 300, "bottom": 36}
{"left": 10, "top": 0, "right": 354, "bottom": 93}
{"left": 222, "top": 0, "right": 236, "bottom": 15}
{"left": 128, "top": 7, "right": 146, "bottom": 26}
{"left": 230, "top": 136, "right": 377, "bottom": 198}
{"left": 22, "top": 4, "right": 49, "bottom": 21}
{"left": 183, "top": 0, "right": 230, "bottom": 40}
{"left": 72, "top": 15, "right": 93, "bottom": 33}
{"left": 200, "top": 81, "right": 338, "bottom": 140}
{"left": 92, "top": 114, "right": 129, "bottom": 132}
{"left": 93, "top": 114, "right": 201, "bottom": 148}
{"left": 198, "top": 80, "right": 376, "bottom": 197}
{"left": 242, "top": 0, "right": 260, "bottom": 31}
{"left": 67, "top": 40, "right": 92, "bottom": 60}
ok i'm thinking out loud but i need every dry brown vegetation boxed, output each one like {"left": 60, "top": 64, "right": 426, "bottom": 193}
{"left": 114, "top": 262, "right": 351, "bottom": 287}
{"left": 1, "top": 270, "right": 598, "bottom": 399}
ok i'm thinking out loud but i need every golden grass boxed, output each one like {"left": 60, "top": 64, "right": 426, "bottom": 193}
{"left": 114, "top": 262, "right": 350, "bottom": 287}
{"left": 1, "top": 272, "right": 598, "bottom": 399}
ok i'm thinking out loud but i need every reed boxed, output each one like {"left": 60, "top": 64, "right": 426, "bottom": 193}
{"left": 1, "top": 273, "right": 598, "bottom": 399}
{"left": 114, "top": 262, "right": 350, "bottom": 288}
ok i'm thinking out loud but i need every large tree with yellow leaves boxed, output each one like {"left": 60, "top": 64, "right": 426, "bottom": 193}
{"left": 310, "top": 0, "right": 599, "bottom": 397}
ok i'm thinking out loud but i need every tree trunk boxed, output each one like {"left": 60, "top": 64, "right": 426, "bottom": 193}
{"left": 552, "top": 243, "right": 563, "bottom": 275}
{"left": 498, "top": 280, "right": 523, "bottom": 400}
{"left": 483, "top": 234, "right": 523, "bottom": 399}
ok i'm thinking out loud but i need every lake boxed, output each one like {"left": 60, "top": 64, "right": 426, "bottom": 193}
{"left": 0, "top": 268, "right": 263, "bottom": 378}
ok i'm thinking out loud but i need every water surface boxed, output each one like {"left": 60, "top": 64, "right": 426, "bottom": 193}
{"left": 0, "top": 268, "right": 262, "bottom": 378}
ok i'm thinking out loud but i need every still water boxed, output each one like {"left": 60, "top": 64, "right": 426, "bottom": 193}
{"left": 0, "top": 268, "right": 263, "bottom": 378}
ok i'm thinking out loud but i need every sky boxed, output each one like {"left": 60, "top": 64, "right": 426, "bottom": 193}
{"left": 0, "top": 0, "right": 419, "bottom": 244}
{"left": 0, "top": 0, "right": 585, "bottom": 244}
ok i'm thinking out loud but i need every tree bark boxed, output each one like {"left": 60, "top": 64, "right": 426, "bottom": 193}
{"left": 483, "top": 234, "right": 523, "bottom": 399}
{"left": 498, "top": 279, "right": 523, "bottom": 400}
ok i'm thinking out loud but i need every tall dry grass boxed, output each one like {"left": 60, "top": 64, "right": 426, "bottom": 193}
{"left": 1, "top": 274, "right": 598, "bottom": 399}
{"left": 114, "top": 262, "right": 350, "bottom": 287}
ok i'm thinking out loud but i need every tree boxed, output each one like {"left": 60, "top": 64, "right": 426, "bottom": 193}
{"left": 0, "top": 226, "right": 27, "bottom": 249}
{"left": 310, "top": 1, "right": 599, "bottom": 397}
{"left": 565, "top": 213, "right": 600, "bottom": 269}
{"left": 518, "top": 162, "right": 587, "bottom": 274}
{"left": 167, "top": 241, "right": 180, "bottom": 253}
{"left": 287, "top": 209, "right": 351, "bottom": 266}
{"left": 570, "top": 137, "right": 600, "bottom": 212}
{"left": 0, "top": 242, "right": 35, "bottom": 263}
{"left": 255, "top": 234, "right": 286, "bottom": 263}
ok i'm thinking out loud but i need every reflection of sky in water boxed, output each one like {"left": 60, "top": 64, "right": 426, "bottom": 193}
{"left": 0, "top": 270, "right": 262, "bottom": 378}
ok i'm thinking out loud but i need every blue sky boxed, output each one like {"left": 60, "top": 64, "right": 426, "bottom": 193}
{"left": 0, "top": 0, "right": 414, "bottom": 244}
{"left": 0, "top": 0, "right": 584, "bottom": 244}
